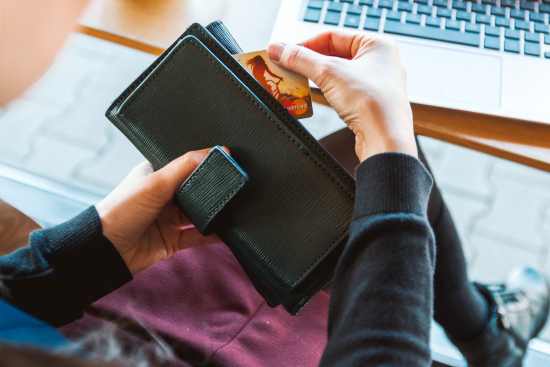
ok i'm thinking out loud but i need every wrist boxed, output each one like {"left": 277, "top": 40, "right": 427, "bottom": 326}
{"left": 355, "top": 100, "right": 417, "bottom": 161}
{"left": 95, "top": 203, "right": 116, "bottom": 247}
{"left": 357, "top": 137, "right": 418, "bottom": 162}
{"left": 95, "top": 204, "right": 133, "bottom": 272}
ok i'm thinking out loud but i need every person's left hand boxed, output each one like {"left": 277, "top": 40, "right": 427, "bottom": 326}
{"left": 96, "top": 149, "right": 220, "bottom": 274}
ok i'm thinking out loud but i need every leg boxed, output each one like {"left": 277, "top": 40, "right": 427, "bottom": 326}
{"left": 319, "top": 129, "right": 489, "bottom": 340}
{"left": 62, "top": 242, "right": 330, "bottom": 367}
{"left": 416, "top": 148, "right": 489, "bottom": 341}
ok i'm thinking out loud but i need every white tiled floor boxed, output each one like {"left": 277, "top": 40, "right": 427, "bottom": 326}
{"left": 1, "top": 33, "right": 550, "bottom": 341}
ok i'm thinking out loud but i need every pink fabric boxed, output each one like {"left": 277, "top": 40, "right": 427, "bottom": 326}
{"left": 63, "top": 243, "right": 329, "bottom": 366}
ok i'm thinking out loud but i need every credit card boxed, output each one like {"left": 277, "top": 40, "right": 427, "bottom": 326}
{"left": 234, "top": 50, "right": 313, "bottom": 119}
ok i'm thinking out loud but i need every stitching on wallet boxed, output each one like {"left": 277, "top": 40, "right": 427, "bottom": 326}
{"left": 189, "top": 40, "right": 351, "bottom": 199}
{"left": 194, "top": 27, "right": 355, "bottom": 196}
{"left": 178, "top": 150, "right": 245, "bottom": 226}
{"left": 115, "top": 31, "right": 352, "bottom": 200}
{"left": 184, "top": 39, "right": 349, "bottom": 287}
{"left": 109, "top": 25, "right": 353, "bottom": 195}
{"left": 115, "top": 35, "right": 350, "bottom": 288}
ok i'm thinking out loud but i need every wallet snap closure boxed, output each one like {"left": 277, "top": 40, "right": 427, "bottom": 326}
{"left": 175, "top": 146, "right": 248, "bottom": 234}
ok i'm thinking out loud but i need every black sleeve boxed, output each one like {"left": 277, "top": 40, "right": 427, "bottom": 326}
{"left": 0, "top": 207, "right": 132, "bottom": 326}
{"left": 320, "top": 153, "right": 436, "bottom": 367}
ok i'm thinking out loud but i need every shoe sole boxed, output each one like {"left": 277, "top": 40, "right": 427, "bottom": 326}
{"left": 531, "top": 278, "right": 550, "bottom": 340}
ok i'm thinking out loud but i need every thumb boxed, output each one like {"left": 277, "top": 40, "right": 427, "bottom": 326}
{"left": 150, "top": 148, "right": 212, "bottom": 201}
{"left": 268, "top": 43, "right": 328, "bottom": 85}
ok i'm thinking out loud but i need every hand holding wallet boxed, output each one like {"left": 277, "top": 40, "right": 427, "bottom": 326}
{"left": 106, "top": 23, "right": 355, "bottom": 314}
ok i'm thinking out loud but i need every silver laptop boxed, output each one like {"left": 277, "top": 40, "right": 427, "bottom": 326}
{"left": 270, "top": 0, "right": 550, "bottom": 125}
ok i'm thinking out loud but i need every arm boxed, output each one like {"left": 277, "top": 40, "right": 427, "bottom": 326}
{"left": 0, "top": 149, "right": 219, "bottom": 326}
{"left": 268, "top": 31, "right": 431, "bottom": 365}
{"left": 0, "top": 207, "right": 131, "bottom": 326}
{"left": 320, "top": 153, "right": 435, "bottom": 366}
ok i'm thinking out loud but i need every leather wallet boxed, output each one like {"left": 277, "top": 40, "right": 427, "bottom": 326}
{"left": 106, "top": 23, "right": 355, "bottom": 314}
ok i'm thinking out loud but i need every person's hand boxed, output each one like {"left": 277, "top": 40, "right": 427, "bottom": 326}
{"left": 95, "top": 149, "right": 220, "bottom": 274}
{"left": 268, "top": 31, "right": 417, "bottom": 162}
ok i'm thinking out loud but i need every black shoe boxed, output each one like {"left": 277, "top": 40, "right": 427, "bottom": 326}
{"left": 450, "top": 267, "right": 550, "bottom": 367}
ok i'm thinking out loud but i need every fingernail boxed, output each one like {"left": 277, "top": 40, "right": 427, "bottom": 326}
{"left": 177, "top": 223, "right": 196, "bottom": 231}
{"left": 268, "top": 42, "right": 286, "bottom": 62}
{"left": 184, "top": 150, "right": 208, "bottom": 166}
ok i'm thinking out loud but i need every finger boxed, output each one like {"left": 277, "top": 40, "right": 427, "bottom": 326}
{"left": 154, "top": 148, "right": 211, "bottom": 191}
{"left": 146, "top": 148, "right": 213, "bottom": 204}
{"left": 301, "top": 31, "right": 355, "bottom": 58}
{"left": 300, "top": 31, "right": 369, "bottom": 59}
{"left": 267, "top": 43, "right": 328, "bottom": 84}
{"left": 161, "top": 202, "right": 193, "bottom": 229}
{"left": 303, "top": 31, "right": 360, "bottom": 59}
{"left": 178, "top": 228, "right": 220, "bottom": 250}
{"left": 129, "top": 161, "right": 154, "bottom": 178}
{"left": 108, "top": 161, "right": 153, "bottom": 196}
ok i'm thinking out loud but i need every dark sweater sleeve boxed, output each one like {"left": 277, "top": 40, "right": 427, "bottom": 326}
{"left": 0, "top": 206, "right": 132, "bottom": 326}
{"left": 320, "top": 153, "right": 435, "bottom": 367}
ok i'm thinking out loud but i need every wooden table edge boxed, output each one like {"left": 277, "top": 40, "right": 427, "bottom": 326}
{"left": 78, "top": 25, "right": 165, "bottom": 55}
{"left": 77, "top": 24, "right": 550, "bottom": 173}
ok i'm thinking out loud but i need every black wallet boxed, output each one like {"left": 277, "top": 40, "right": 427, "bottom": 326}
{"left": 106, "top": 23, "right": 355, "bottom": 314}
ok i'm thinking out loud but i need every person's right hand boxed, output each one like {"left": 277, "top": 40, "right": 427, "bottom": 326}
{"left": 268, "top": 31, "right": 417, "bottom": 162}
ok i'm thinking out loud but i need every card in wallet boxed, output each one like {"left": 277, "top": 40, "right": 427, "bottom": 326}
{"left": 105, "top": 23, "right": 355, "bottom": 314}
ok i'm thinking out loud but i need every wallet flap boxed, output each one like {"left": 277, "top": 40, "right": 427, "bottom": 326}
{"left": 205, "top": 21, "right": 243, "bottom": 54}
{"left": 176, "top": 146, "right": 248, "bottom": 234}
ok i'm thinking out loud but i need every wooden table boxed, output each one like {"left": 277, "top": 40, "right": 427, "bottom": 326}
{"left": 79, "top": 0, "right": 550, "bottom": 172}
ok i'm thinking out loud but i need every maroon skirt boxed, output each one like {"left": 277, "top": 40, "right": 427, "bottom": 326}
{"left": 62, "top": 242, "right": 329, "bottom": 366}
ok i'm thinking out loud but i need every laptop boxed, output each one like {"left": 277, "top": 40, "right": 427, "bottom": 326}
{"left": 270, "top": 0, "right": 550, "bottom": 125}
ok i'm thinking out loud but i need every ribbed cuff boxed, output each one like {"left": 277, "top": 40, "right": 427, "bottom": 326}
{"left": 354, "top": 153, "right": 433, "bottom": 219}
{"left": 30, "top": 207, "right": 132, "bottom": 309}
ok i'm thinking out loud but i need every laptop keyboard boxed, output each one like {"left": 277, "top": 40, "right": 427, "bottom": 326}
{"left": 303, "top": 0, "right": 550, "bottom": 58}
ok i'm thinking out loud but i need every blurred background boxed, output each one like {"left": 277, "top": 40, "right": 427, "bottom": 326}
{"left": 1, "top": 0, "right": 550, "bottom": 347}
